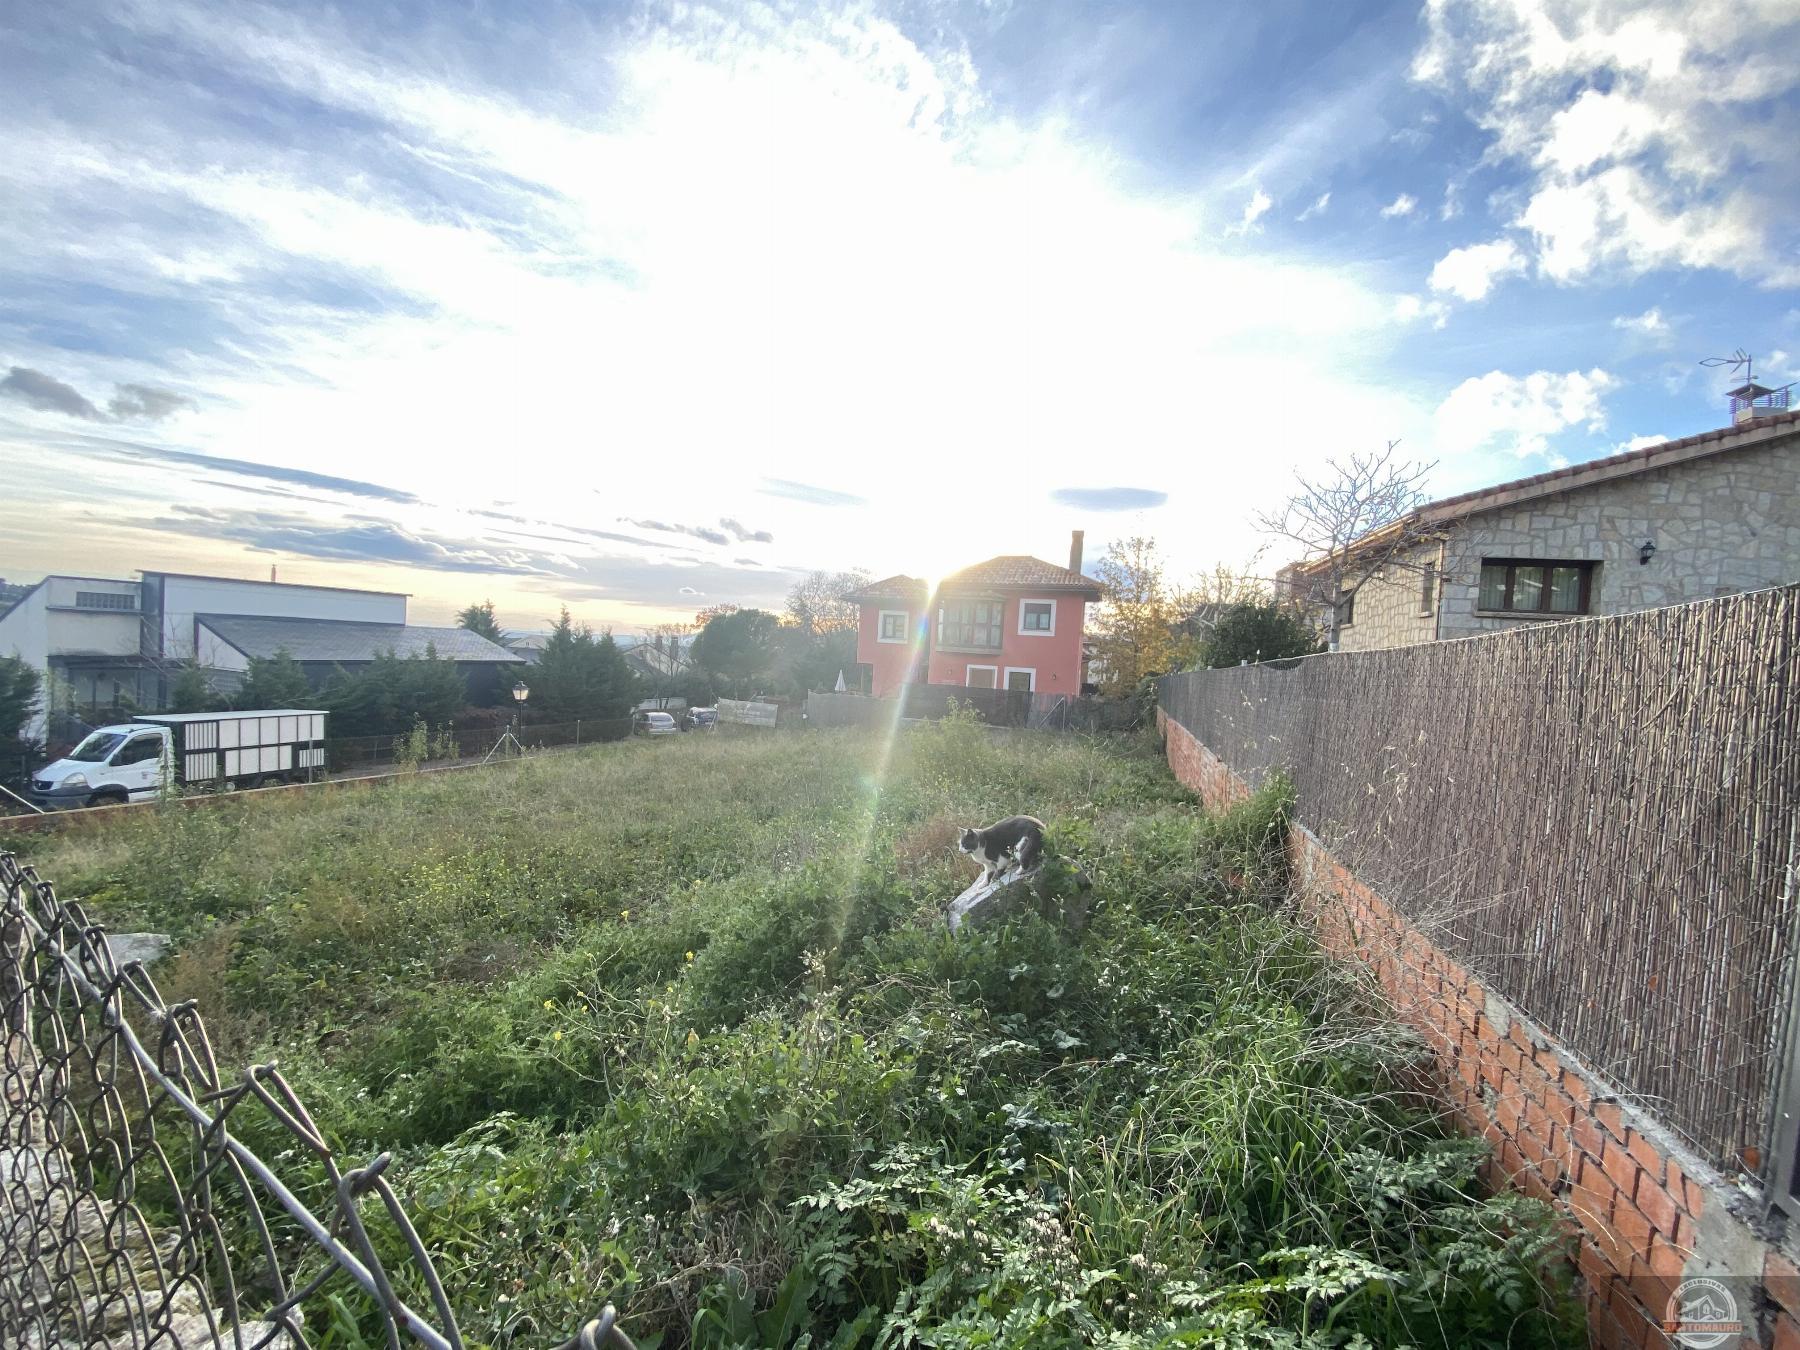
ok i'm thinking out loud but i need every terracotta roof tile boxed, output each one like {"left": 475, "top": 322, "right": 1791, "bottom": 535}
{"left": 850, "top": 557, "right": 1103, "bottom": 602}
{"left": 846, "top": 574, "right": 928, "bottom": 603}
{"left": 941, "top": 555, "right": 1102, "bottom": 596}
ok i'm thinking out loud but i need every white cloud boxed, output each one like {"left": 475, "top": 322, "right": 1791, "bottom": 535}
{"left": 1296, "top": 191, "right": 1331, "bottom": 222}
{"left": 1612, "top": 307, "right": 1672, "bottom": 344}
{"left": 0, "top": 1, "right": 1432, "bottom": 620}
{"left": 1613, "top": 433, "right": 1667, "bottom": 453}
{"left": 1379, "top": 193, "right": 1417, "bottom": 218}
{"left": 1394, "top": 293, "right": 1451, "bottom": 329}
{"left": 1229, "top": 186, "right": 1273, "bottom": 235}
{"left": 1413, "top": 0, "right": 1800, "bottom": 286}
{"left": 1428, "top": 238, "right": 1527, "bottom": 301}
{"left": 1433, "top": 368, "right": 1618, "bottom": 458}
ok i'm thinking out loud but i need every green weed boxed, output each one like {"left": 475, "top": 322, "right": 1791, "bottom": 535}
{"left": 21, "top": 728, "right": 1582, "bottom": 1348}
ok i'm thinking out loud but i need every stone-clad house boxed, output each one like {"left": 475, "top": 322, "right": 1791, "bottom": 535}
{"left": 1279, "top": 406, "right": 1800, "bottom": 652}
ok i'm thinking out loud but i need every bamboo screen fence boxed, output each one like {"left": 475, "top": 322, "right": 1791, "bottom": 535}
{"left": 1157, "top": 584, "right": 1800, "bottom": 1178}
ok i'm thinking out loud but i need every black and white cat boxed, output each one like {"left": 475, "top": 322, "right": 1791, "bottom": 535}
{"left": 958, "top": 815, "right": 1045, "bottom": 884}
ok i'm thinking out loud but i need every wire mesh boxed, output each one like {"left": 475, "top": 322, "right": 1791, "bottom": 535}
{"left": 1158, "top": 584, "right": 1800, "bottom": 1179}
{"left": 0, "top": 851, "right": 636, "bottom": 1350}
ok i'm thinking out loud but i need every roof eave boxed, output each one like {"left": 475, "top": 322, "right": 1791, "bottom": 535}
{"left": 1421, "top": 409, "right": 1800, "bottom": 525}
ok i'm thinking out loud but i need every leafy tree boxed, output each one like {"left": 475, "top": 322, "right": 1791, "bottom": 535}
{"left": 457, "top": 600, "right": 505, "bottom": 643}
{"left": 167, "top": 662, "right": 219, "bottom": 713}
{"left": 693, "top": 602, "right": 741, "bottom": 628}
{"left": 319, "top": 646, "right": 468, "bottom": 738}
{"left": 672, "top": 668, "right": 717, "bottom": 707}
{"left": 691, "top": 608, "right": 781, "bottom": 695}
{"left": 0, "top": 655, "right": 42, "bottom": 791}
{"left": 784, "top": 570, "right": 869, "bottom": 635}
{"left": 775, "top": 625, "right": 858, "bottom": 696}
{"left": 1198, "top": 602, "right": 1324, "bottom": 668}
{"left": 525, "top": 609, "right": 637, "bottom": 722}
{"left": 0, "top": 656, "right": 40, "bottom": 743}
{"left": 1087, "top": 537, "right": 1198, "bottom": 696}
{"left": 238, "top": 647, "right": 312, "bottom": 708}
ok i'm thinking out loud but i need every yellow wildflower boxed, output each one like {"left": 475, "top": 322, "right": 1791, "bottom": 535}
{"left": 685, "top": 951, "right": 695, "bottom": 962}
{"left": 552, "top": 1030, "right": 563, "bottom": 1042}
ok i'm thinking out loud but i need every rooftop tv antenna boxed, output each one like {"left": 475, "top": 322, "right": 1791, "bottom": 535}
{"left": 1699, "top": 348, "right": 1754, "bottom": 383}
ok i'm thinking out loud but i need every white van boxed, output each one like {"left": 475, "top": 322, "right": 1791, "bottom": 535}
{"left": 29, "top": 709, "right": 329, "bottom": 809}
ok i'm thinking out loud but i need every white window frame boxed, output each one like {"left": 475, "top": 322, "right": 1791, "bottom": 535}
{"left": 1017, "top": 598, "right": 1057, "bottom": 637}
{"left": 876, "top": 609, "right": 910, "bottom": 644}
{"left": 964, "top": 664, "right": 999, "bottom": 689}
{"left": 1002, "top": 666, "right": 1036, "bottom": 693}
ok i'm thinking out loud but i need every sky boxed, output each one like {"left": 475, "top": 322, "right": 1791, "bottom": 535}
{"left": 2, "top": 0, "right": 1797, "bottom": 631}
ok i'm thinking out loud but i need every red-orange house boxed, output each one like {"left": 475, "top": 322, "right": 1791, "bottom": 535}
{"left": 848, "top": 534, "right": 1102, "bottom": 699}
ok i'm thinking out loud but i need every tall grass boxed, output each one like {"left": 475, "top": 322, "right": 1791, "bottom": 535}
{"left": 18, "top": 722, "right": 1582, "bottom": 1347}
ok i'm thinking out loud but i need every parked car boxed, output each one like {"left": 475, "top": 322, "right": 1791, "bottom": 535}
{"left": 633, "top": 710, "right": 678, "bottom": 737}
{"left": 29, "top": 709, "right": 329, "bottom": 809}
{"left": 688, "top": 707, "right": 718, "bottom": 730}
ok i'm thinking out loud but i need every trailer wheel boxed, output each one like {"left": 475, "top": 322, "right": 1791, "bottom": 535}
{"left": 87, "top": 788, "right": 129, "bottom": 808}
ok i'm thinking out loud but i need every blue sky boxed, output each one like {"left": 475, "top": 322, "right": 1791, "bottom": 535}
{"left": 1, "top": 0, "right": 1796, "bottom": 628}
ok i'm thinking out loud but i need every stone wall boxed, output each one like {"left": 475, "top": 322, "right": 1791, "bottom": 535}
{"left": 1335, "top": 543, "right": 1440, "bottom": 651}
{"left": 1159, "top": 706, "right": 1800, "bottom": 1350}
{"left": 1332, "top": 434, "right": 1800, "bottom": 651}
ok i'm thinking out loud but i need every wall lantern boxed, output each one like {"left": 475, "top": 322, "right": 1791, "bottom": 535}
{"left": 1638, "top": 540, "right": 1657, "bottom": 565}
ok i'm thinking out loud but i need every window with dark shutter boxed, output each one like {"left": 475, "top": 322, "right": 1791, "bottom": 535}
{"left": 1477, "top": 559, "right": 1596, "bottom": 615}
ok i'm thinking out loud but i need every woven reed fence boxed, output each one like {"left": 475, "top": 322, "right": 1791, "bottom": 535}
{"left": 0, "top": 851, "right": 635, "bottom": 1350}
{"left": 1158, "top": 585, "right": 1800, "bottom": 1177}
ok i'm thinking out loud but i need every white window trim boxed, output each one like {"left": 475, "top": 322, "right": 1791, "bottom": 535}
{"left": 964, "top": 664, "right": 999, "bottom": 689}
{"left": 876, "top": 609, "right": 910, "bottom": 644}
{"left": 1002, "top": 666, "right": 1036, "bottom": 693}
{"left": 1017, "top": 598, "right": 1057, "bottom": 637}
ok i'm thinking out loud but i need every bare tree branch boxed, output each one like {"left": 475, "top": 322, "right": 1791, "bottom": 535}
{"left": 1254, "top": 440, "right": 1438, "bottom": 650}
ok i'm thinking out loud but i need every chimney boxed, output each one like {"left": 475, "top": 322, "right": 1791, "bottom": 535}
{"left": 1068, "top": 530, "right": 1084, "bottom": 576}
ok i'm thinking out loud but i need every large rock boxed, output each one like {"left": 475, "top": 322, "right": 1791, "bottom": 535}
{"left": 946, "top": 863, "right": 1090, "bottom": 933}
{"left": 104, "top": 931, "right": 171, "bottom": 967}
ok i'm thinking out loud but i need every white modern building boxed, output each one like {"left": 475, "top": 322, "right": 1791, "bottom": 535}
{"left": 0, "top": 569, "right": 518, "bottom": 742}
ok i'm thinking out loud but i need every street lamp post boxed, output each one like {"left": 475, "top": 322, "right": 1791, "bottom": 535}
{"left": 483, "top": 681, "right": 531, "bottom": 764}
{"left": 510, "top": 681, "right": 530, "bottom": 756}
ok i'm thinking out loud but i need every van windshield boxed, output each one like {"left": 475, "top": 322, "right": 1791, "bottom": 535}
{"left": 68, "top": 732, "right": 126, "bottom": 762}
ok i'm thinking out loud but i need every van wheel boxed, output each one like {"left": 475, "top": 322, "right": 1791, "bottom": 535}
{"left": 87, "top": 789, "right": 129, "bottom": 808}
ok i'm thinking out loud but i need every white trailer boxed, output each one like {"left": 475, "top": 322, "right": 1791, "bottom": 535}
{"left": 28, "top": 709, "right": 329, "bottom": 809}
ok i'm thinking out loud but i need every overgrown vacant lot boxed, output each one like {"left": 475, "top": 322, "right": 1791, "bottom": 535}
{"left": 21, "top": 722, "right": 1582, "bottom": 1348}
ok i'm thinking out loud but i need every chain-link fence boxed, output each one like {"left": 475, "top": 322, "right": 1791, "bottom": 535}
{"left": 1157, "top": 584, "right": 1800, "bottom": 1180}
{"left": 0, "top": 851, "right": 636, "bottom": 1350}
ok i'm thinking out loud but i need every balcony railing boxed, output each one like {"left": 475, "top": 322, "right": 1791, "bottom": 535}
{"left": 1731, "top": 385, "right": 1792, "bottom": 418}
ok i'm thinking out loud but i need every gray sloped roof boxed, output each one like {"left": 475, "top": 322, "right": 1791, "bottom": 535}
{"left": 196, "top": 614, "right": 525, "bottom": 664}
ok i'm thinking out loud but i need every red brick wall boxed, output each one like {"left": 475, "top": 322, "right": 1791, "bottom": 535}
{"left": 1157, "top": 708, "right": 1800, "bottom": 1350}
